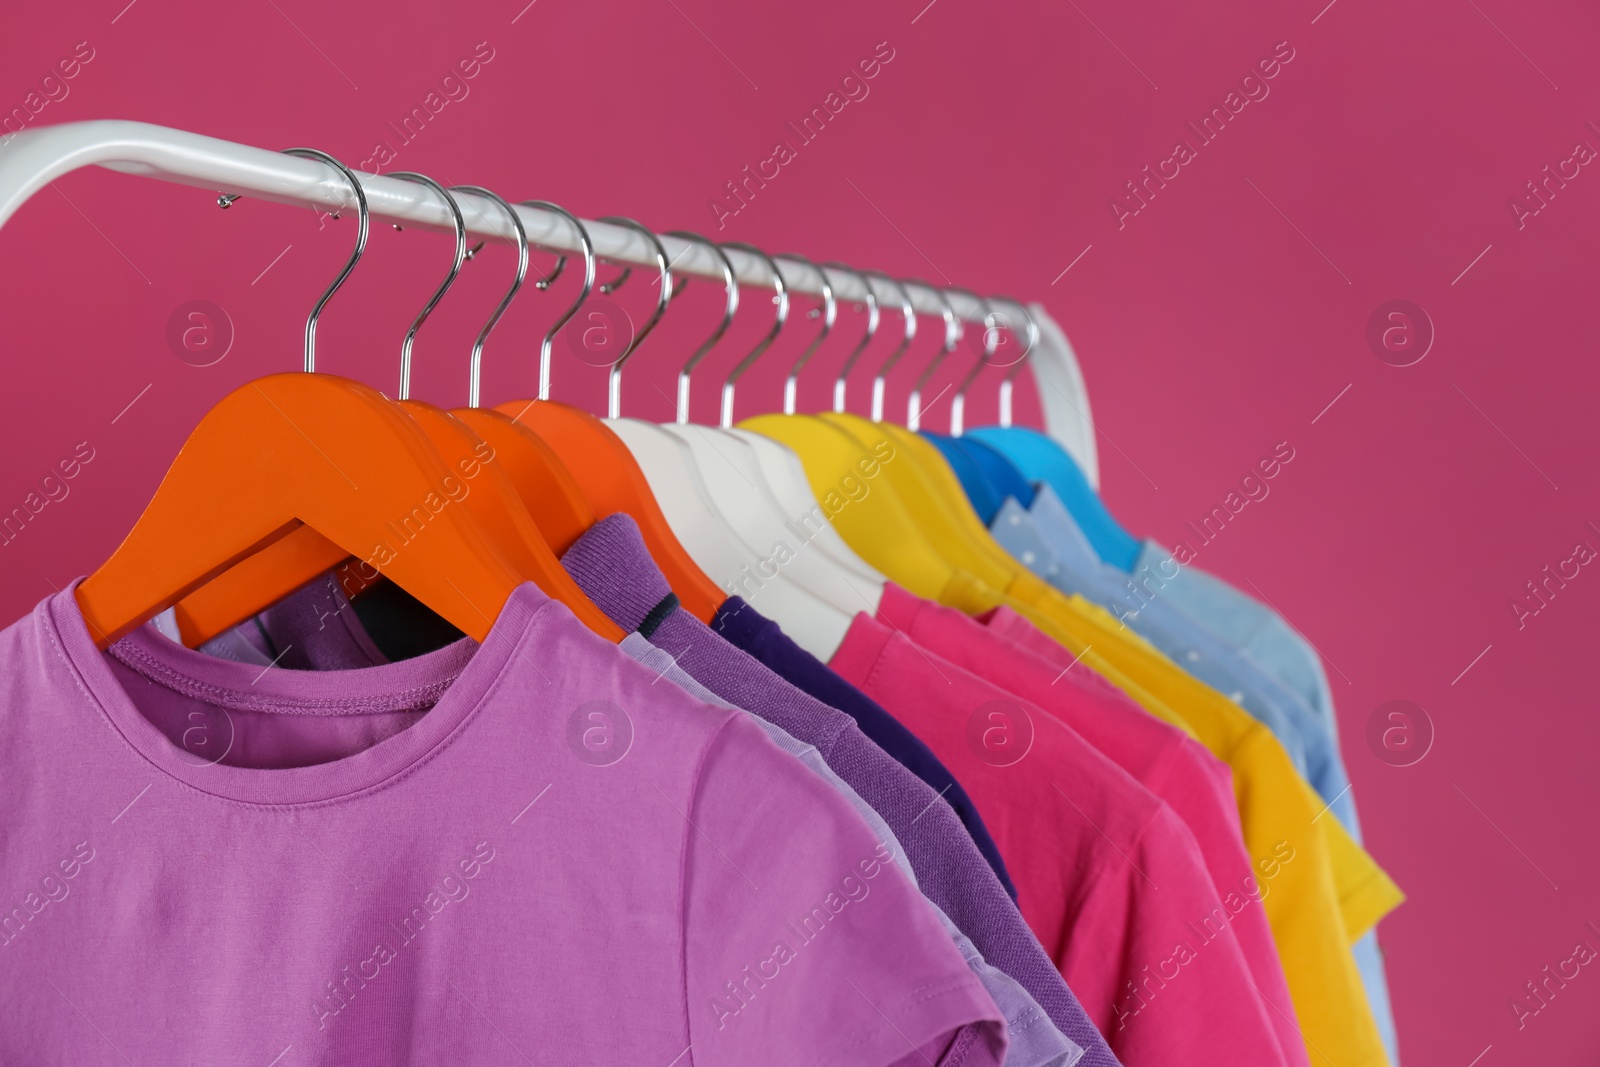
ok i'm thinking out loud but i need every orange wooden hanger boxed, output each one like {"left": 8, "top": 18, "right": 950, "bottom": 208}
{"left": 452, "top": 408, "right": 593, "bottom": 553}
{"left": 499, "top": 399, "right": 724, "bottom": 619}
{"left": 171, "top": 402, "right": 614, "bottom": 643}
{"left": 172, "top": 525, "right": 349, "bottom": 644}
{"left": 77, "top": 372, "right": 524, "bottom": 649}
{"left": 445, "top": 185, "right": 594, "bottom": 557}
{"left": 493, "top": 200, "right": 725, "bottom": 621}
{"left": 398, "top": 400, "right": 620, "bottom": 638}
{"left": 161, "top": 160, "right": 621, "bottom": 645}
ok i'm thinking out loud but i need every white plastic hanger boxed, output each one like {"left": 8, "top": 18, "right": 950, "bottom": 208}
{"left": 732, "top": 430, "right": 886, "bottom": 582}
{"left": 594, "top": 221, "right": 743, "bottom": 584}
{"left": 598, "top": 227, "right": 853, "bottom": 658}
{"left": 664, "top": 246, "right": 884, "bottom": 617}
{"left": 724, "top": 257, "right": 887, "bottom": 587}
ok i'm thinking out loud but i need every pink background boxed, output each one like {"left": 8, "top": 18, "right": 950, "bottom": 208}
{"left": 4, "top": 0, "right": 1599, "bottom": 1060}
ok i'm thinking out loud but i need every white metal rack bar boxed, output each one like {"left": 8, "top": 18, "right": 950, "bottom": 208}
{"left": 0, "top": 120, "right": 1099, "bottom": 485}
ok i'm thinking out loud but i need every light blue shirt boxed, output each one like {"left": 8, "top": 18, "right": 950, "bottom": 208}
{"left": 1134, "top": 541, "right": 1341, "bottom": 755}
{"left": 993, "top": 491, "right": 1320, "bottom": 784}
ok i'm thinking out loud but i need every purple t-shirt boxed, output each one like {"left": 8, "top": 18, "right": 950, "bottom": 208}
{"left": 711, "top": 596, "right": 1019, "bottom": 905}
{"left": 0, "top": 582, "right": 1006, "bottom": 1066}
{"left": 560, "top": 515, "right": 1120, "bottom": 1067}
{"left": 189, "top": 584, "right": 1086, "bottom": 1067}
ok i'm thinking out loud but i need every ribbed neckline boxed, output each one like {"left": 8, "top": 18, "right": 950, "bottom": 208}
{"left": 559, "top": 513, "right": 671, "bottom": 630}
{"left": 45, "top": 581, "right": 553, "bottom": 806}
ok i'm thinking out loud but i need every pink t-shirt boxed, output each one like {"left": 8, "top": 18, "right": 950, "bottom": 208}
{"left": 0, "top": 584, "right": 1005, "bottom": 1067}
{"left": 830, "top": 614, "right": 1288, "bottom": 1067}
{"left": 878, "top": 586, "right": 1308, "bottom": 1067}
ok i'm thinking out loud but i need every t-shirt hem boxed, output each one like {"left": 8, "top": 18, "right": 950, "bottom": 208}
{"left": 1337, "top": 864, "right": 1405, "bottom": 944}
{"left": 819, "top": 973, "right": 1003, "bottom": 1067}
{"left": 1006, "top": 1004, "right": 1087, "bottom": 1067}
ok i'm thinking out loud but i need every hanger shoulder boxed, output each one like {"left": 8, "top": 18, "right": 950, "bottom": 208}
{"left": 968, "top": 425, "right": 1141, "bottom": 570}
{"left": 739, "top": 413, "right": 959, "bottom": 601}
{"left": 832, "top": 417, "right": 1016, "bottom": 588}
{"left": 666, "top": 424, "right": 884, "bottom": 617}
{"left": 605, "top": 418, "right": 749, "bottom": 587}
{"left": 78, "top": 373, "right": 524, "bottom": 648}
{"left": 726, "top": 428, "right": 886, "bottom": 585}
{"left": 400, "top": 401, "right": 623, "bottom": 642}
{"left": 172, "top": 526, "right": 351, "bottom": 646}
{"left": 495, "top": 399, "right": 726, "bottom": 622}
{"left": 617, "top": 421, "right": 860, "bottom": 645}
{"left": 658, "top": 423, "right": 778, "bottom": 534}
{"left": 451, "top": 407, "right": 594, "bottom": 555}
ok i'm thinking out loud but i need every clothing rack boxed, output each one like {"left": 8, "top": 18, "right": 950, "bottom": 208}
{"left": 0, "top": 120, "right": 1100, "bottom": 485}
{"left": 0, "top": 120, "right": 1410, "bottom": 1067}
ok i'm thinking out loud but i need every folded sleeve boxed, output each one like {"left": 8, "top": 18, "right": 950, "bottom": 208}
{"left": 682, "top": 714, "right": 1007, "bottom": 1067}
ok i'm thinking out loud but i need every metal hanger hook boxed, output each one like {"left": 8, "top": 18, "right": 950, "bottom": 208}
{"left": 597, "top": 217, "right": 672, "bottom": 419}
{"left": 518, "top": 201, "right": 595, "bottom": 402}
{"left": 280, "top": 148, "right": 369, "bottom": 373}
{"left": 907, "top": 286, "right": 965, "bottom": 431}
{"left": 772, "top": 252, "right": 835, "bottom": 416}
{"left": 663, "top": 231, "right": 738, "bottom": 424}
{"left": 994, "top": 298, "right": 1040, "bottom": 429}
{"left": 824, "top": 262, "right": 879, "bottom": 414}
{"left": 387, "top": 172, "right": 466, "bottom": 401}
{"left": 448, "top": 185, "right": 528, "bottom": 408}
{"left": 951, "top": 296, "right": 1038, "bottom": 434}
{"left": 866, "top": 272, "right": 917, "bottom": 422}
{"left": 717, "top": 242, "right": 789, "bottom": 428}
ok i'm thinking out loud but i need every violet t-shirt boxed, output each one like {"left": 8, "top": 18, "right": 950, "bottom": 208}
{"left": 0, "top": 582, "right": 1005, "bottom": 1067}
{"left": 197, "top": 591, "right": 1081, "bottom": 1067}
{"left": 557, "top": 515, "right": 1122, "bottom": 1067}
{"left": 618, "top": 634, "right": 1084, "bottom": 1067}
{"left": 712, "top": 595, "right": 1019, "bottom": 904}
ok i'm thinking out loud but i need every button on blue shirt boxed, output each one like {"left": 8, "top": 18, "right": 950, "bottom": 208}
{"left": 992, "top": 489, "right": 1315, "bottom": 780}
{"left": 1134, "top": 541, "right": 1341, "bottom": 755}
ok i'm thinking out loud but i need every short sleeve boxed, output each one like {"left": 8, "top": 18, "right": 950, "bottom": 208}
{"left": 683, "top": 714, "right": 1005, "bottom": 1067}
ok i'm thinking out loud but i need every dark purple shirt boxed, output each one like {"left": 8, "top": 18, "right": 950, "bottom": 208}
{"left": 712, "top": 595, "right": 1019, "bottom": 904}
